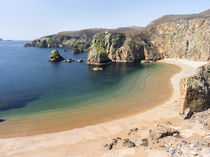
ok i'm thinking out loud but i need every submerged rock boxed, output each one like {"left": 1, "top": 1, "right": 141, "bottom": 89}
{"left": 49, "top": 50, "right": 65, "bottom": 62}
{"left": 0, "top": 119, "right": 5, "bottom": 123}
{"left": 92, "top": 67, "right": 103, "bottom": 71}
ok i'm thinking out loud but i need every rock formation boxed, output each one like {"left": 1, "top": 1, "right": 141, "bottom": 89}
{"left": 25, "top": 9, "right": 210, "bottom": 63}
{"left": 145, "top": 10, "right": 210, "bottom": 61}
{"left": 24, "top": 27, "right": 143, "bottom": 50}
{"left": 87, "top": 31, "right": 163, "bottom": 64}
{"left": 179, "top": 64, "right": 210, "bottom": 113}
{"left": 87, "top": 10, "right": 210, "bottom": 64}
{"left": 48, "top": 50, "right": 65, "bottom": 62}
{"left": 0, "top": 38, "right": 3, "bottom": 41}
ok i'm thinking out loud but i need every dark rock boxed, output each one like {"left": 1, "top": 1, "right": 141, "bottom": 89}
{"left": 149, "top": 124, "right": 180, "bottom": 142}
{"left": 104, "top": 138, "right": 121, "bottom": 150}
{"left": 66, "top": 58, "right": 75, "bottom": 63}
{"left": 128, "top": 127, "right": 138, "bottom": 135}
{"left": 122, "top": 139, "right": 136, "bottom": 148}
{"left": 64, "top": 49, "right": 68, "bottom": 52}
{"left": 183, "top": 108, "right": 194, "bottom": 119}
{"left": 77, "top": 59, "right": 83, "bottom": 62}
{"left": 0, "top": 119, "right": 5, "bottom": 123}
{"left": 139, "top": 138, "right": 148, "bottom": 147}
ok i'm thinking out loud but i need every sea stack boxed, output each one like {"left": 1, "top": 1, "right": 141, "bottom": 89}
{"left": 49, "top": 50, "right": 65, "bottom": 62}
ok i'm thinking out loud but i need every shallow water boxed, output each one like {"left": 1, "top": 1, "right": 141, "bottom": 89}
{"left": 0, "top": 41, "right": 180, "bottom": 137}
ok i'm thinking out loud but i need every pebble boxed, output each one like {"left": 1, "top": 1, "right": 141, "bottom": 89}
{"left": 191, "top": 151, "right": 198, "bottom": 156}
{"left": 171, "top": 149, "right": 176, "bottom": 155}
{"left": 177, "top": 149, "right": 183, "bottom": 155}
{"left": 196, "top": 147, "right": 201, "bottom": 152}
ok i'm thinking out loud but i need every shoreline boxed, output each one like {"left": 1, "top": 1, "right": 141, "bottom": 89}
{"left": 0, "top": 62, "right": 178, "bottom": 138}
{"left": 0, "top": 59, "right": 208, "bottom": 157}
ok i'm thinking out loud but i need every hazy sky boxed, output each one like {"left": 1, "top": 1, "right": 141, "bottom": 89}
{"left": 0, "top": 0, "right": 209, "bottom": 40}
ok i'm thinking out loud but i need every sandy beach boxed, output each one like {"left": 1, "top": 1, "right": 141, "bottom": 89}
{"left": 0, "top": 59, "right": 208, "bottom": 157}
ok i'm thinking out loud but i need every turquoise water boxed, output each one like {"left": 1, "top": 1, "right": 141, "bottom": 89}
{"left": 0, "top": 41, "right": 179, "bottom": 137}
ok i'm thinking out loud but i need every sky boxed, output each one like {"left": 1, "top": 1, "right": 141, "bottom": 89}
{"left": 0, "top": 0, "right": 209, "bottom": 40}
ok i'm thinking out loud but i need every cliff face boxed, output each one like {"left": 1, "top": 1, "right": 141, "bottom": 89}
{"left": 87, "top": 32, "right": 163, "bottom": 64}
{"left": 24, "top": 27, "right": 143, "bottom": 50}
{"left": 87, "top": 10, "right": 210, "bottom": 64}
{"left": 25, "top": 29, "right": 106, "bottom": 50}
{"left": 146, "top": 17, "right": 210, "bottom": 61}
{"left": 179, "top": 64, "right": 210, "bottom": 113}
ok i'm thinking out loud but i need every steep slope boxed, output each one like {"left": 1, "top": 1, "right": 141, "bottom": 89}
{"left": 87, "top": 31, "right": 163, "bottom": 64}
{"left": 24, "top": 27, "right": 143, "bottom": 52}
{"left": 145, "top": 9, "right": 210, "bottom": 61}
{"left": 87, "top": 9, "right": 210, "bottom": 64}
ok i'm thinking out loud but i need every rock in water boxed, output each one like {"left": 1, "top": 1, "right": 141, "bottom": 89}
{"left": 49, "top": 50, "right": 65, "bottom": 62}
{"left": 179, "top": 64, "right": 210, "bottom": 113}
{"left": 77, "top": 59, "right": 83, "bottom": 62}
{"left": 0, "top": 119, "right": 5, "bottom": 123}
{"left": 92, "top": 67, "right": 103, "bottom": 71}
{"left": 66, "top": 58, "right": 74, "bottom": 63}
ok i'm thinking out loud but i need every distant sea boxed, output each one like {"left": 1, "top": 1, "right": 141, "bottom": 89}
{"left": 0, "top": 41, "right": 179, "bottom": 137}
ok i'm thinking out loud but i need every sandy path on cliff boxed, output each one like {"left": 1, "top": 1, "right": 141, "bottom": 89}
{"left": 0, "top": 59, "right": 207, "bottom": 157}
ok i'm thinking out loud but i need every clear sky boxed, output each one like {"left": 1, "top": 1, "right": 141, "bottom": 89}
{"left": 0, "top": 0, "right": 209, "bottom": 40}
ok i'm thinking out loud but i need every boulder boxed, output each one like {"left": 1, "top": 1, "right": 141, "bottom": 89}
{"left": 148, "top": 124, "right": 180, "bottom": 142}
{"left": 179, "top": 64, "right": 210, "bottom": 113}
{"left": 77, "top": 59, "right": 83, "bottom": 62}
{"left": 66, "top": 58, "right": 75, "bottom": 62}
{"left": 122, "top": 139, "right": 136, "bottom": 148}
{"left": 103, "top": 137, "right": 121, "bottom": 150}
{"left": 183, "top": 108, "right": 194, "bottom": 119}
{"left": 138, "top": 138, "right": 148, "bottom": 147}
{"left": 49, "top": 50, "right": 65, "bottom": 62}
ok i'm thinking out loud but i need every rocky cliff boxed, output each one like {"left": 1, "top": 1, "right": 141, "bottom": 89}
{"left": 25, "top": 29, "right": 106, "bottom": 51}
{"left": 179, "top": 63, "right": 210, "bottom": 113}
{"left": 87, "top": 31, "right": 163, "bottom": 64}
{"left": 88, "top": 9, "right": 210, "bottom": 64}
{"left": 146, "top": 10, "right": 210, "bottom": 61}
{"left": 24, "top": 27, "right": 143, "bottom": 51}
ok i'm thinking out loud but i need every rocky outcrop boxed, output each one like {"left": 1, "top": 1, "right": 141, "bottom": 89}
{"left": 26, "top": 10, "right": 210, "bottom": 63}
{"left": 25, "top": 29, "right": 106, "bottom": 50}
{"left": 179, "top": 64, "right": 210, "bottom": 113}
{"left": 146, "top": 10, "right": 210, "bottom": 61}
{"left": 24, "top": 27, "right": 143, "bottom": 50}
{"left": 87, "top": 31, "right": 163, "bottom": 64}
{"left": 87, "top": 10, "right": 210, "bottom": 64}
{"left": 48, "top": 50, "right": 65, "bottom": 62}
{"left": 0, "top": 38, "right": 3, "bottom": 41}
{"left": 148, "top": 124, "right": 180, "bottom": 142}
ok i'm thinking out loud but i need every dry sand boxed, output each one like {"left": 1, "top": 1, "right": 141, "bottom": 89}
{"left": 0, "top": 58, "right": 208, "bottom": 157}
